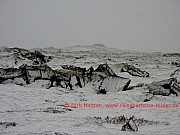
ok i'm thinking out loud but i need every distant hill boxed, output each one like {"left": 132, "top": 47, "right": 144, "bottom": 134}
{"left": 91, "top": 44, "right": 106, "bottom": 48}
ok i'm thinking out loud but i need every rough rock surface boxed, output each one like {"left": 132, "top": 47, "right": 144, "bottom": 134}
{"left": 113, "top": 63, "right": 149, "bottom": 77}
{"left": 0, "top": 67, "right": 21, "bottom": 83}
{"left": 143, "top": 93, "right": 154, "bottom": 102}
{"left": 99, "top": 76, "right": 131, "bottom": 92}
{"left": 171, "top": 69, "right": 180, "bottom": 82}
{"left": 163, "top": 53, "right": 180, "bottom": 57}
{"left": 0, "top": 63, "right": 131, "bottom": 92}
{"left": 0, "top": 47, "right": 52, "bottom": 66}
{"left": 95, "top": 63, "right": 117, "bottom": 76}
{"left": 121, "top": 116, "right": 138, "bottom": 132}
{"left": 148, "top": 85, "right": 171, "bottom": 96}
{"left": 147, "top": 78, "right": 180, "bottom": 96}
{"left": 92, "top": 64, "right": 131, "bottom": 92}
{"left": 170, "top": 81, "right": 180, "bottom": 96}
{"left": 0, "top": 64, "right": 54, "bottom": 84}
{"left": 171, "top": 62, "right": 180, "bottom": 67}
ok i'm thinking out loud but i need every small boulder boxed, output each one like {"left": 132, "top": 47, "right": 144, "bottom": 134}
{"left": 99, "top": 76, "right": 131, "bottom": 92}
{"left": 147, "top": 78, "right": 179, "bottom": 96}
{"left": 121, "top": 116, "right": 138, "bottom": 132}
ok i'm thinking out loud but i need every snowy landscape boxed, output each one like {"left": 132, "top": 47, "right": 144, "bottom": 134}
{"left": 0, "top": 44, "right": 180, "bottom": 135}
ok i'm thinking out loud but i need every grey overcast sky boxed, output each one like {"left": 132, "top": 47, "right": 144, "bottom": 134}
{"left": 0, "top": 0, "right": 180, "bottom": 52}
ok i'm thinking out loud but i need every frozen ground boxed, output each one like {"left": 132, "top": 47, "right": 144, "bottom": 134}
{"left": 0, "top": 45, "right": 180, "bottom": 135}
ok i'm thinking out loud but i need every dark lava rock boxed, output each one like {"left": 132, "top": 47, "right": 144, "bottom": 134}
{"left": 121, "top": 116, "right": 138, "bottom": 132}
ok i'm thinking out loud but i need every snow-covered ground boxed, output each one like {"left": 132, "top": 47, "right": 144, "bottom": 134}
{"left": 0, "top": 45, "right": 180, "bottom": 135}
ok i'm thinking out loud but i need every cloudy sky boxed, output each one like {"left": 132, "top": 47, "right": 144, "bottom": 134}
{"left": 0, "top": 0, "right": 180, "bottom": 52}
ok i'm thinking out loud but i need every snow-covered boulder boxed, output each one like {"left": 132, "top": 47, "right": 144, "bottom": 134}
{"left": 170, "top": 81, "right": 180, "bottom": 96}
{"left": 0, "top": 67, "right": 21, "bottom": 83}
{"left": 99, "top": 76, "right": 131, "bottom": 92}
{"left": 113, "top": 63, "right": 149, "bottom": 77}
{"left": 0, "top": 47, "right": 52, "bottom": 66}
{"left": 142, "top": 93, "right": 154, "bottom": 102}
{"left": 147, "top": 78, "right": 180, "bottom": 96}
{"left": 90, "top": 64, "right": 131, "bottom": 92}
{"left": 148, "top": 85, "right": 171, "bottom": 96}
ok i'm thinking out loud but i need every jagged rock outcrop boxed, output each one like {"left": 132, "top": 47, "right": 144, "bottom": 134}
{"left": 23, "top": 64, "right": 54, "bottom": 83}
{"left": 113, "top": 63, "right": 149, "bottom": 77}
{"left": 0, "top": 64, "right": 54, "bottom": 85}
{"left": 147, "top": 78, "right": 180, "bottom": 96}
{"left": 0, "top": 64, "right": 87, "bottom": 89}
{"left": 55, "top": 64, "right": 131, "bottom": 92}
{"left": 86, "top": 67, "right": 94, "bottom": 82}
{"left": 97, "top": 88, "right": 107, "bottom": 94}
{"left": 121, "top": 116, "right": 138, "bottom": 132}
{"left": 98, "top": 76, "right": 131, "bottom": 92}
{"left": 148, "top": 85, "right": 171, "bottom": 96}
{"left": 142, "top": 93, "right": 154, "bottom": 102}
{"left": 61, "top": 64, "right": 131, "bottom": 92}
{"left": 163, "top": 53, "right": 180, "bottom": 57}
{"left": 171, "top": 69, "right": 180, "bottom": 82}
{"left": 62, "top": 65, "right": 86, "bottom": 79}
{"left": 26, "top": 65, "right": 84, "bottom": 89}
{"left": 95, "top": 63, "right": 117, "bottom": 77}
{"left": 87, "top": 115, "right": 169, "bottom": 128}
{"left": 0, "top": 63, "right": 131, "bottom": 92}
{"left": 62, "top": 65, "right": 86, "bottom": 85}
{"left": 62, "top": 65, "right": 86, "bottom": 72}
{"left": 0, "top": 122, "right": 16, "bottom": 128}
{"left": 49, "top": 68, "right": 83, "bottom": 89}
{"left": 171, "top": 61, "right": 180, "bottom": 67}
{"left": 90, "top": 64, "right": 131, "bottom": 92}
{"left": 0, "top": 67, "right": 21, "bottom": 83}
{"left": 170, "top": 81, "right": 180, "bottom": 96}
{"left": 0, "top": 47, "right": 52, "bottom": 65}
